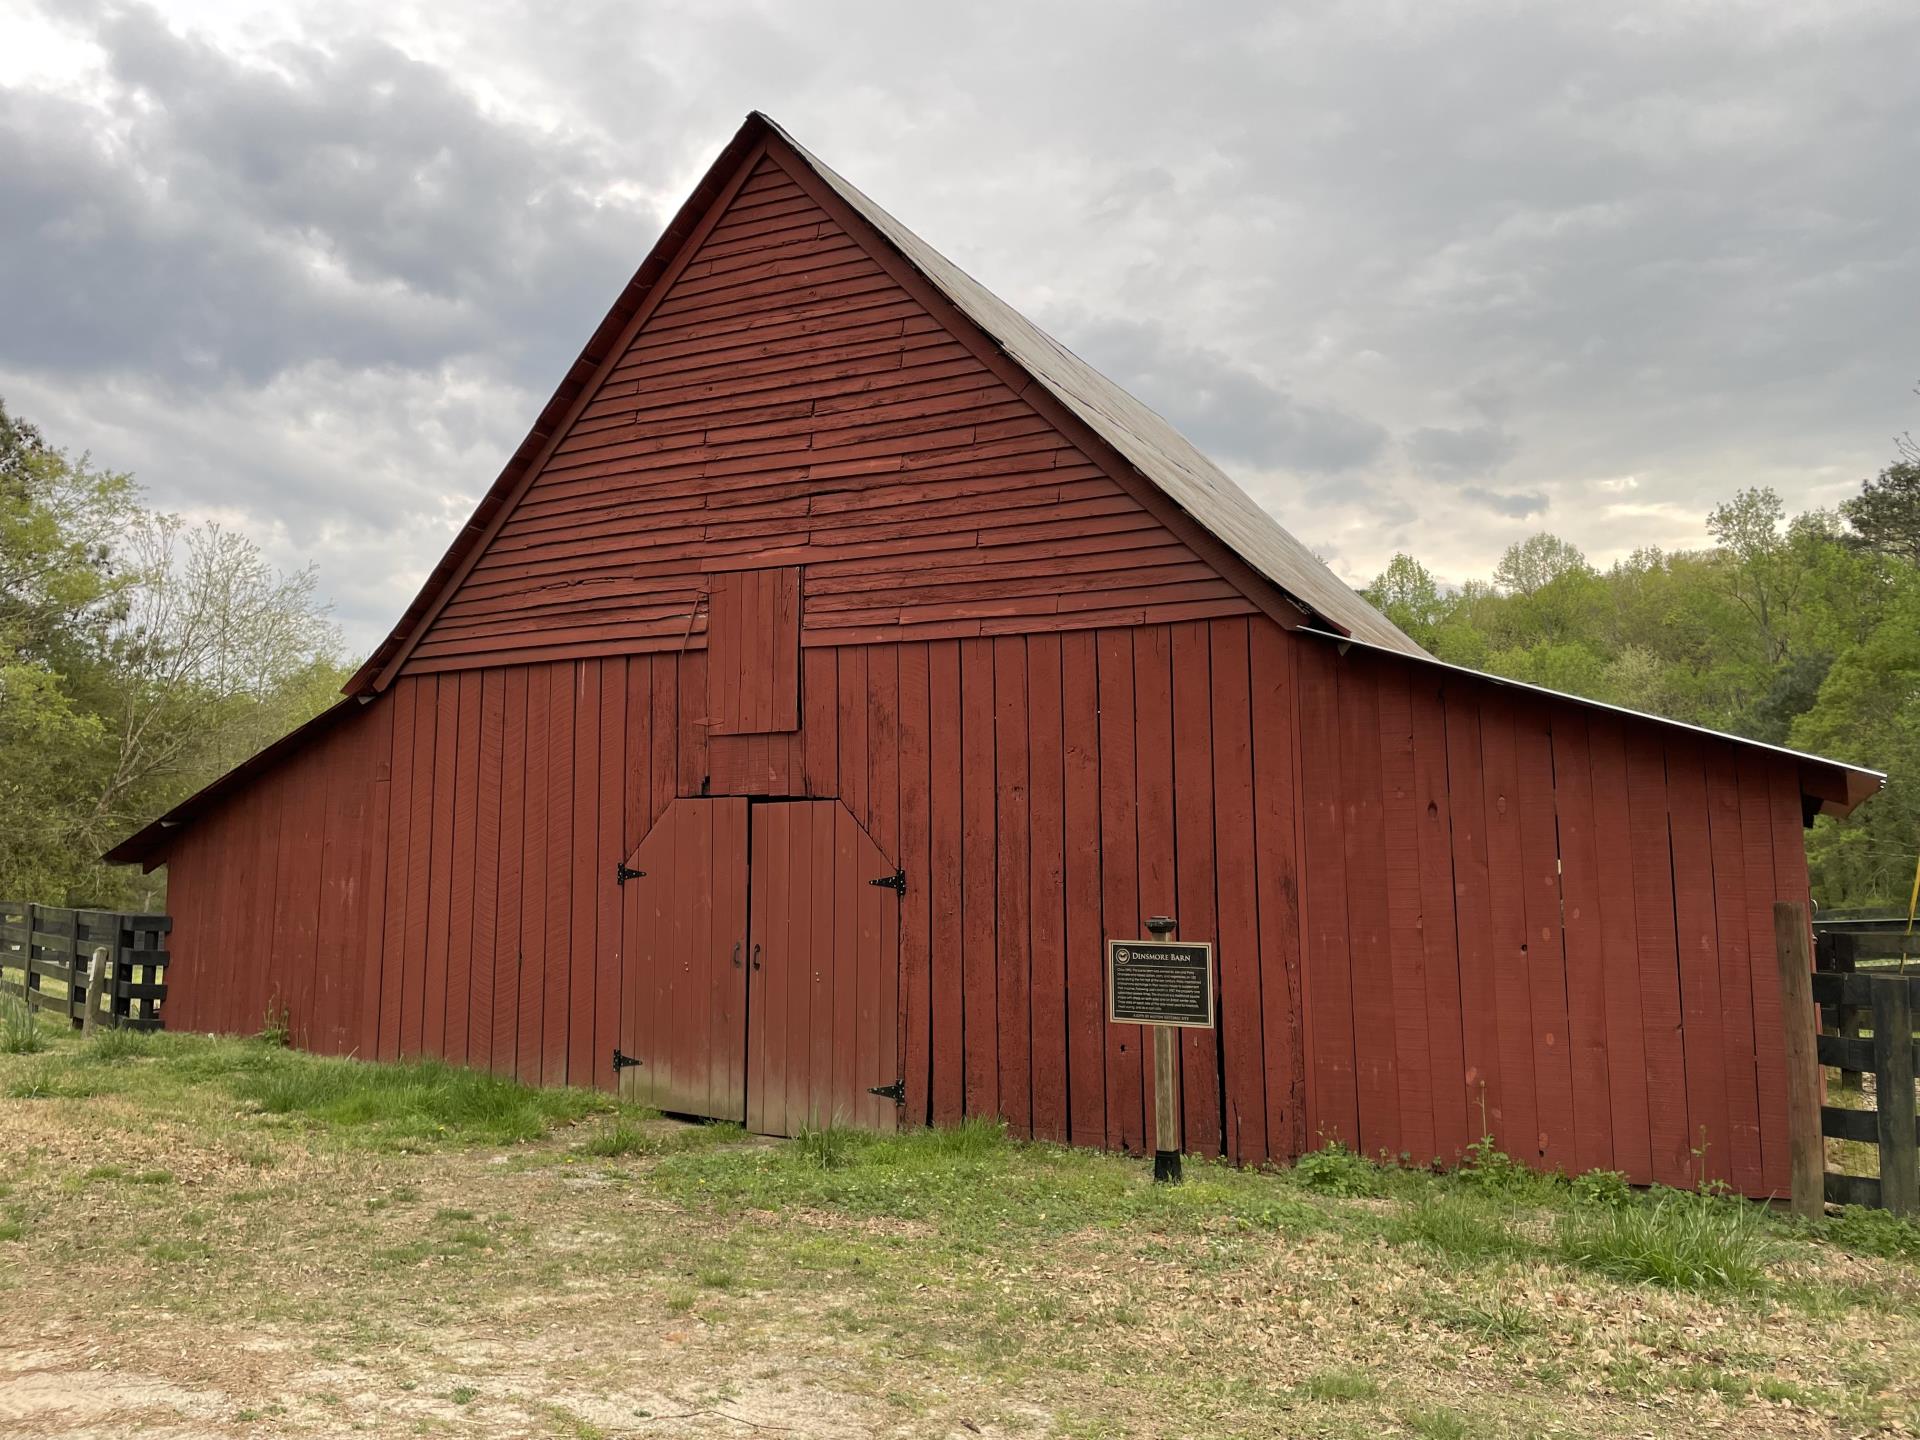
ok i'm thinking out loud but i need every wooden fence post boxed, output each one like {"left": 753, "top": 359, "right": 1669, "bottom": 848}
{"left": 1871, "top": 976, "right": 1917, "bottom": 1216}
{"left": 1774, "top": 901, "right": 1825, "bottom": 1219}
{"left": 1834, "top": 932, "right": 1866, "bottom": 1090}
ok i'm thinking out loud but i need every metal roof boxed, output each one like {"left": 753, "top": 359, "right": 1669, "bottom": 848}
{"left": 1298, "top": 627, "right": 1884, "bottom": 818}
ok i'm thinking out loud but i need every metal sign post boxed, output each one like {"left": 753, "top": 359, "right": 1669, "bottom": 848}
{"left": 1108, "top": 917, "right": 1215, "bottom": 1184}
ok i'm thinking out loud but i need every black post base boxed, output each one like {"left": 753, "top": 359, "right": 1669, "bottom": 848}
{"left": 1153, "top": 1150, "right": 1183, "bottom": 1184}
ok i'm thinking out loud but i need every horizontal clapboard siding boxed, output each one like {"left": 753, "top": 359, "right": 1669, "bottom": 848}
{"left": 402, "top": 152, "right": 1252, "bottom": 675}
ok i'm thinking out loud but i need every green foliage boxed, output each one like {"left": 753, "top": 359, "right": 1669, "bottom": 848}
{"left": 1556, "top": 1191, "right": 1772, "bottom": 1292}
{"left": 1369, "top": 461, "right": 1920, "bottom": 907}
{"left": 1568, "top": 1169, "right": 1635, "bottom": 1209}
{"left": 1451, "top": 1135, "right": 1552, "bottom": 1200}
{"left": 1822, "top": 1206, "right": 1920, "bottom": 1263}
{"left": 1290, "top": 1141, "right": 1386, "bottom": 1197}
{"left": 1842, "top": 460, "right": 1920, "bottom": 566}
{"left": 1, "top": 994, "right": 45, "bottom": 1054}
{"left": 257, "top": 998, "right": 292, "bottom": 1049}
{"left": 0, "top": 398, "right": 346, "bottom": 908}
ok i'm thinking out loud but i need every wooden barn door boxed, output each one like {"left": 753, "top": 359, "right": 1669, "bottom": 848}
{"left": 746, "top": 801, "right": 901, "bottom": 1138}
{"left": 617, "top": 798, "right": 749, "bottom": 1121}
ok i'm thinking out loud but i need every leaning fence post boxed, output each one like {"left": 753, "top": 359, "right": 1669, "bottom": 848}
{"left": 1774, "top": 901, "right": 1825, "bottom": 1219}
{"left": 1871, "top": 975, "right": 1917, "bottom": 1216}
{"left": 82, "top": 948, "right": 113, "bottom": 1036}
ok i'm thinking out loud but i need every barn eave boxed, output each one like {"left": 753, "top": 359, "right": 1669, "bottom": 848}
{"left": 1298, "top": 626, "right": 1885, "bottom": 819}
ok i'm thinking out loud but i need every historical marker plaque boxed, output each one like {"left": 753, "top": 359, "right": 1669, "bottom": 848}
{"left": 1106, "top": 940, "right": 1215, "bottom": 1028}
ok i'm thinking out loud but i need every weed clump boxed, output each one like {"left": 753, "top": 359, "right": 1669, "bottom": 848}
{"left": 83, "top": 1026, "right": 162, "bottom": 1063}
{"left": 1291, "top": 1142, "right": 1385, "bottom": 1197}
{"left": 1, "top": 995, "right": 45, "bottom": 1054}
{"left": 1557, "top": 1190, "right": 1771, "bottom": 1292}
{"left": 1568, "top": 1169, "right": 1634, "bottom": 1209}
{"left": 794, "top": 1125, "right": 861, "bottom": 1170}
{"left": 583, "top": 1122, "right": 659, "bottom": 1159}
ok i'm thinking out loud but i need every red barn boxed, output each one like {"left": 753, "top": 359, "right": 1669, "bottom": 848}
{"left": 109, "top": 113, "right": 1879, "bottom": 1196}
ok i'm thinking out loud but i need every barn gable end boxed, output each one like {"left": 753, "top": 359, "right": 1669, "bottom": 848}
{"left": 398, "top": 147, "right": 1258, "bottom": 677}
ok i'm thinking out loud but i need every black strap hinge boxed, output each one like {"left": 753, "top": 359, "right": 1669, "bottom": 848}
{"left": 867, "top": 1078, "right": 905, "bottom": 1103}
{"left": 868, "top": 868, "right": 906, "bottom": 897}
{"left": 613, "top": 1048, "right": 643, "bottom": 1072}
{"left": 615, "top": 862, "right": 646, "bottom": 886}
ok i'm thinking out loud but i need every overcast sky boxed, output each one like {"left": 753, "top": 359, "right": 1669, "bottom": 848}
{"left": 4, "top": 0, "right": 1916, "bottom": 656}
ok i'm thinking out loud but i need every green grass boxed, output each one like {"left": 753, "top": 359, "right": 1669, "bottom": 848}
{"left": 1557, "top": 1190, "right": 1773, "bottom": 1292}
{"left": 581, "top": 1120, "right": 658, "bottom": 1158}
{"left": 1403, "top": 1406, "right": 1471, "bottom": 1439}
{"left": 235, "top": 1051, "right": 619, "bottom": 1149}
{"left": 1295, "top": 1367, "right": 1380, "bottom": 1402}
{"left": 82, "top": 1026, "right": 164, "bottom": 1062}
{"left": 652, "top": 1116, "right": 1341, "bottom": 1242}
{"left": 0, "top": 994, "right": 46, "bottom": 1054}
{"left": 1390, "top": 1194, "right": 1531, "bottom": 1261}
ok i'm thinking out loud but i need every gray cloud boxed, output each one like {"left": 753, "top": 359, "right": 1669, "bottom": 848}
{"left": 1, "top": 3, "right": 653, "bottom": 393}
{"left": 1460, "top": 487, "right": 1550, "bottom": 519}
{"left": 1055, "top": 315, "right": 1390, "bottom": 473}
{"left": 1405, "top": 423, "right": 1520, "bottom": 480}
{"left": 4, "top": 0, "right": 1917, "bottom": 655}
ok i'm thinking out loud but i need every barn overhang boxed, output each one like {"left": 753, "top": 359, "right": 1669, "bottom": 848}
{"left": 1297, "top": 627, "right": 1884, "bottom": 821}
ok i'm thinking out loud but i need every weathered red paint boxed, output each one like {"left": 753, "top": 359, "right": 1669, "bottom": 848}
{"left": 128, "top": 117, "right": 1852, "bottom": 1199}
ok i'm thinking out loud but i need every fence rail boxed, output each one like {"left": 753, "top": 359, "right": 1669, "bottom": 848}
{"left": 1808, "top": 916, "right": 1920, "bottom": 1214}
{"left": 0, "top": 903, "right": 171, "bottom": 1032}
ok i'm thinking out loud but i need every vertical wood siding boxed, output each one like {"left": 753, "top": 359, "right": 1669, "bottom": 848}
{"left": 156, "top": 621, "right": 1817, "bottom": 1194}
{"left": 1295, "top": 646, "right": 1813, "bottom": 1194}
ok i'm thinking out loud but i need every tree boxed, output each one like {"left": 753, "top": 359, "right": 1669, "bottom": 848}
{"left": 1706, "top": 487, "right": 1832, "bottom": 667}
{"left": 79, "top": 516, "right": 345, "bottom": 860}
{"left": 1363, "top": 553, "right": 1446, "bottom": 647}
{"left": 0, "top": 399, "right": 138, "bottom": 660}
{"left": 0, "top": 401, "right": 345, "bottom": 906}
{"left": 1842, "top": 461, "right": 1920, "bottom": 566}
{"left": 1492, "top": 533, "right": 1589, "bottom": 597}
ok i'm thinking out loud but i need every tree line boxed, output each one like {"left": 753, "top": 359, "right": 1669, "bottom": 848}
{"left": 1364, "top": 436, "right": 1920, "bottom": 909}
{"left": 1, "top": 401, "right": 345, "bottom": 909}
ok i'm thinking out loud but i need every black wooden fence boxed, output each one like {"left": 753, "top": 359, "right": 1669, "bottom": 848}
{"left": 0, "top": 903, "right": 171, "bottom": 1032}
{"left": 1811, "top": 917, "right": 1919, "bottom": 1214}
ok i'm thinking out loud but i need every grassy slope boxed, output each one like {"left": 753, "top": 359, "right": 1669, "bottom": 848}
{"left": 1, "top": 1020, "right": 1917, "bottom": 1438}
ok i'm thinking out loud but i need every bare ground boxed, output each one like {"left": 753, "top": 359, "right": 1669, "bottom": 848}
{"left": 2, "top": 1046, "right": 1918, "bottom": 1439}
